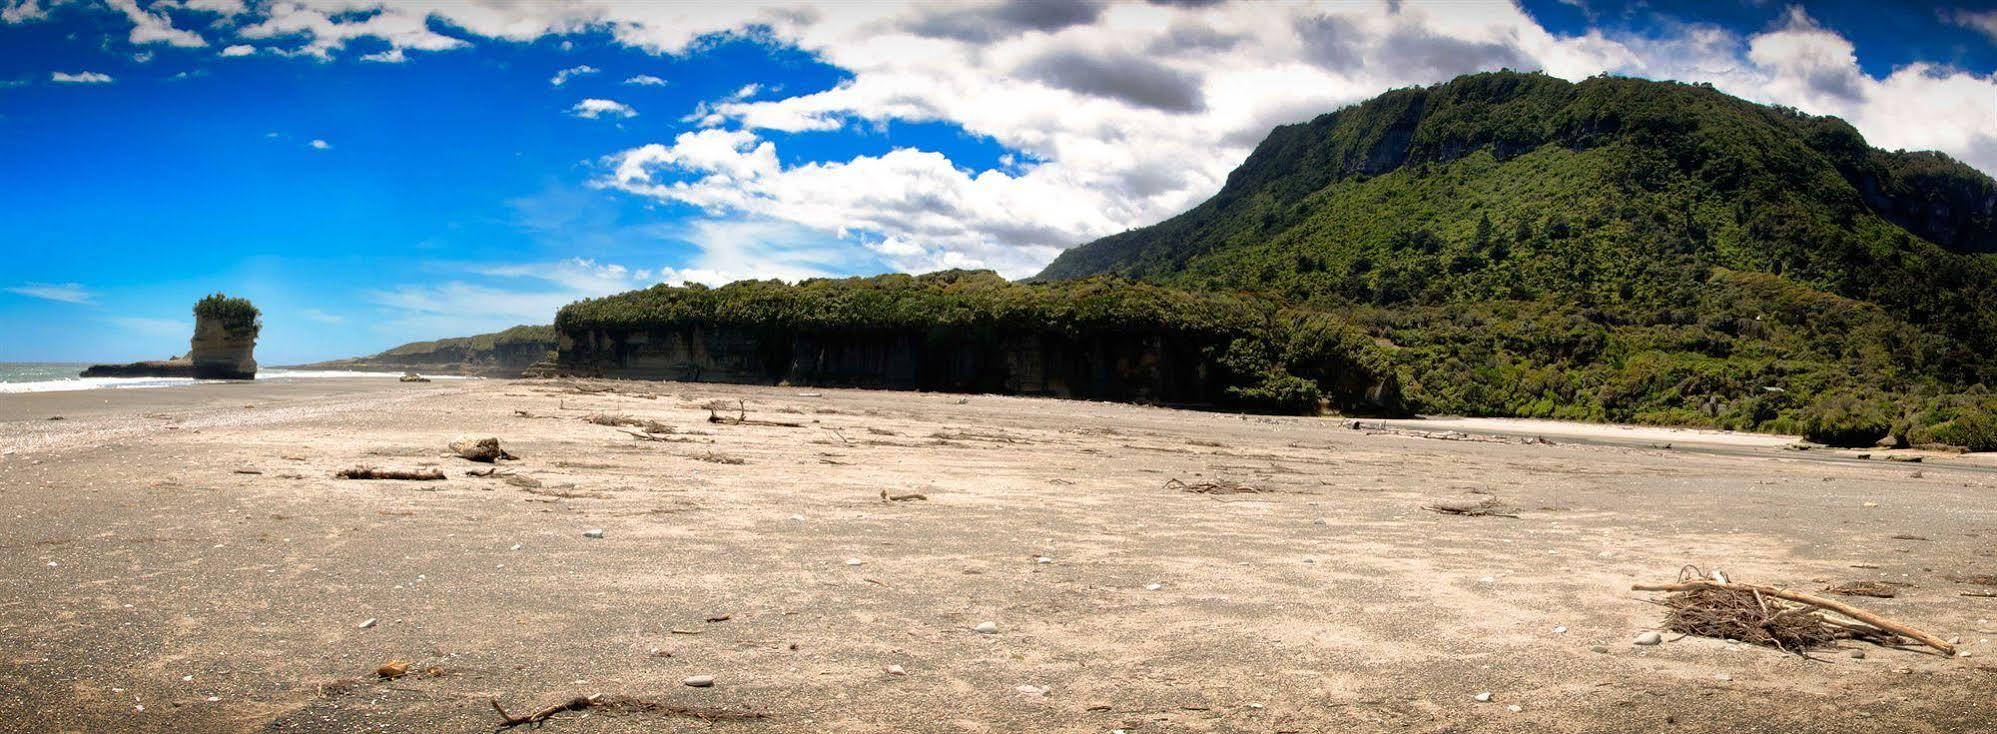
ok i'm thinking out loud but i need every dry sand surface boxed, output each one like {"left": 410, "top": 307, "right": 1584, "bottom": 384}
{"left": 1, "top": 378, "right": 1995, "bottom": 733}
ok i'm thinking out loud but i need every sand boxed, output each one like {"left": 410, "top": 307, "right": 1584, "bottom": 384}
{"left": 1, "top": 378, "right": 1994, "bottom": 733}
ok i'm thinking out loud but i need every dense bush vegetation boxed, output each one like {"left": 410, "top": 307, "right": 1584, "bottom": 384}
{"left": 559, "top": 270, "right": 1395, "bottom": 414}
{"left": 376, "top": 324, "right": 556, "bottom": 357}
{"left": 194, "top": 294, "right": 259, "bottom": 334}
{"left": 1037, "top": 71, "right": 1997, "bottom": 444}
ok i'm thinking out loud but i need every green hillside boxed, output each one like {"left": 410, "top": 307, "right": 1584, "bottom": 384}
{"left": 298, "top": 324, "right": 557, "bottom": 377}
{"left": 1037, "top": 72, "right": 1997, "bottom": 448}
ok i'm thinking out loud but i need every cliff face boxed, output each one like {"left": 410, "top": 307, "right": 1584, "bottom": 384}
{"left": 188, "top": 314, "right": 257, "bottom": 380}
{"left": 554, "top": 325, "right": 1243, "bottom": 405}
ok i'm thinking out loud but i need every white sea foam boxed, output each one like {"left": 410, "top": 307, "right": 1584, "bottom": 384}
{"left": 0, "top": 366, "right": 470, "bottom": 394}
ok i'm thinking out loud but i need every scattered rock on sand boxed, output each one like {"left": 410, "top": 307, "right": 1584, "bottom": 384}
{"left": 1633, "top": 631, "right": 1662, "bottom": 646}
{"left": 1590, "top": 645, "right": 1609, "bottom": 654}
{"left": 1145, "top": 583, "right": 1163, "bottom": 591}
{"left": 886, "top": 664, "right": 906, "bottom": 676}
{"left": 358, "top": 618, "right": 378, "bottom": 629}
{"left": 582, "top": 528, "right": 604, "bottom": 539}
{"left": 1474, "top": 692, "right": 1492, "bottom": 702}
{"left": 683, "top": 675, "right": 714, "bottom": 687}
{"left": 1850, "top": 649, "right": 1865, "bottom": 659}
{"left": 975, "top": 621, "right": 999, "bottom": 634}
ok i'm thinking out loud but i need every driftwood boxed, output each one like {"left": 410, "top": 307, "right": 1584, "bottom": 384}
{"left": 492, "top": 695, "right": 598, "bottom": 729}
{"left": 709, "top": 400, "right": 803, "bottom": 428}
{"left": 1634, "top": 571, "right": 1955, "bottom": 655}
{"left": 880, "top": 489, "right": 929, "bottom": 502}
{"left": 450, "top": 437, "right": 517, "bottom": 463}
{"left": 1166, "top": 477, "right": 1266, "bottom": 495}
{"left": 1423, "top": 497, "right": 1519, "bottom": 518}
{"left": 337, "top": 466, "right": 446, "bottom": 481}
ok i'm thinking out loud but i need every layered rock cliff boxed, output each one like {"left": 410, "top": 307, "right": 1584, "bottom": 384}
{"left": 549, "top": 271, "right": 1401, "bottom": 414}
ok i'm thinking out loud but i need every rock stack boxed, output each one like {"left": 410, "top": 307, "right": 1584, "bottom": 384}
{"left": 81, "top": 294, "right": 260, "bottom": 380}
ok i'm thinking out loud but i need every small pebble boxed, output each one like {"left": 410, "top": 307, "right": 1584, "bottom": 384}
{"left": 682, "top": 675, "right": 714, "bottom": 687}
{"left": 1145, "top": 583, "right": 1163, "bottom": 591}
{"left": 1507, "top": 705, "right": 1522, "bottom": 712}
{"left": 582, "top": 528, "right": 604, "bottom": 539}
{"left": 975, "top": 621, "right": 999, "bottom": 634}
{"left": 509, "top": 543, "right": 523, "bottom": 551}
{"left": 1553, "top": 626, "right": 1567, "bottom": 634}
{"left": 1473, "top": 692, "right": 1492, "bottom": 702}
{"left": 1633, "top": 631, "right": 1662, "bottom": 646}
{"left": 1034, "top": 556, "right": 1052, "bottom": 564}
{"left": 357, "top": 618, "right": 377, "bottom": 629}
{"left": 1478, "top": 576, "right": 1495, "bottom": 584}
{"left": 845, "top": 558, "right": 863, "bottom": 566}
{"left": 885, "top": 664, "right": 906, "bottom": 676}
{"left": 1589, "top": 645, "right": 1609, "bottom": 654}
{"left": 1015, "top": 684, "right": 1047, "bottom": 697}
{"left": 1849, "top": 650, "right": 1865, "bottom": 659}
{"left": 1714, "top": 673, "right": 1732, "bottom": 682}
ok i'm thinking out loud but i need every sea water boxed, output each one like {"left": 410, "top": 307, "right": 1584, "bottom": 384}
{"left": 0, "top": 363, "right": 464, "bottom": 394}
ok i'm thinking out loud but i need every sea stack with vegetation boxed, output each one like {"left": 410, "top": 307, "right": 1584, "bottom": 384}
{"left": 551, "top": 270, "right": 1399, "bottom": 414}
{"left": 81, "top": 294, "right": 261, "bottom": 380}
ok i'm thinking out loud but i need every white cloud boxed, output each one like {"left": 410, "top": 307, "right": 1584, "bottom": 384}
{"left": 108, "top": 316, "right": 190, "bottom": 338}
{"left": 181, "top": 0, "right": 248, "bottom": 15}
{"left": 58, "top": 0, "right": 1997, "bottom": 277}
{"left": 359, "top": 48, "right": 404, "bottom": 63}
{"left": 107, "top": 0, "right": 207, "bottom": 47}
{"left": 369, "top": 258, "right": 657, "bottom": 334}
{"left": 6, "top": 282, "right": 93, "bottom": 304}
{"left": 571, "top": 98, "right": 637, "bottom": 119}
{"left": 309, "top": 138, "right": 331, "bottom": 149}
{"left": 623, "top": 74, "right": 667, "bottom": 86}
{"left": 1950, "top": 9, "right": 1997, "bottom": 43}
{"left": 550, "top": 64, "right": 598, "bottom": 86}
{"left": 220, "top": 43, "right": 255, "bottom": 56}
{"left": 1, "top": 0, "right": 52, "bottom": 23}
{"left": 50, "top": 70, "right": 113, "bottom": 84}
{"left": 237, "top": 1, "right": 467, "bottom": 59}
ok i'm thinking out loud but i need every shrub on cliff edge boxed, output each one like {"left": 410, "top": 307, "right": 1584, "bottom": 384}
{"left": 195, "top": 294, "right": 260, "bottom": 335}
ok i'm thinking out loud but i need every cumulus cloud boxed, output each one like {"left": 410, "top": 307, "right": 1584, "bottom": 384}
{"left": 108, "top": 0, "right": 207, "bottom": 47}
{"left": 81, "top": 0, "right": 1997, "bottom": 276}
{"left": 50, "top": 70, "right": 113, "bottom": 84}
{"left": 6, "top": 282, "right": 93, "bottom": 304}
{"left": 624, "top": 74, "right": 667, "bottom": 86}
{"left": 571, "top": 98, "right": 637, "bottom": 119}
{"left": 550, "top": 64, "right": 598, "bottom": 86}
{"left": 309, "top": 138, "right": 331, "bottom": 149}
{"left": 0, "top": 0, "right": 52, "bottom": 23}
{"left": 1949, "top": 8, "right": 1997, "bottom": 42}
{"left": 220, "top": 43, "right": 255, "bottom": 56}
{"left": 237, "top": 1, "right": 467, "bottom": 59}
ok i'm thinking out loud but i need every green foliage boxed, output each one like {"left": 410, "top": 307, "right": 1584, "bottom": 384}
{"left": 1035, "top": 71, "right": 1997, "bottom": 439}
{"left": 376, "top": 325, "right": 556, "bottom": 358}
{"left": 558, "top": 271, "right": 1394, "bottom": 414}
{"left": 1795, "top": 390, "right": 1896, "bottom": 447}
{"left": 193, "top": 294, "right": 259, "bottom": 334}
{"left": 1927, "top": 411, "right": 1997, "bottom": 452}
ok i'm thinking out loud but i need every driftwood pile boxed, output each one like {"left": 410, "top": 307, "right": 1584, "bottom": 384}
{"left": 336, "top": 467, "right": 445, "bottom": 481}
{"left": 1166, "top": 477, "right": 1266, "bottom": 495}
{"left": 1634, "top": 567, "right": 1955, "bottom": 656}
{"left": 449, "top": 437, "right": 518, "bottom": 463}
{"left": 491, "top": 694, "right": 763, "bottom": 730}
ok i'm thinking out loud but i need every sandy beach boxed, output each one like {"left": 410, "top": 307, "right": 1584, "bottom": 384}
{"left": 2, "top": 378, "right": 1994, "bottom": 733}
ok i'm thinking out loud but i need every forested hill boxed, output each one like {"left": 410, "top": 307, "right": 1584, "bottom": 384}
{"left": 1035, "top": 71, "right": 1997, "bottom": 448}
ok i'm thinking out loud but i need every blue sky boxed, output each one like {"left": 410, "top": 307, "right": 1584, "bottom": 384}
{"left": 2, "top": 0, "right": 1993, "bottom": 363}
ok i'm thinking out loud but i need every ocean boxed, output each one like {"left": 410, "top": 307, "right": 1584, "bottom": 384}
{"left": 0, "top": 363, "right": 460, "bottom": 394}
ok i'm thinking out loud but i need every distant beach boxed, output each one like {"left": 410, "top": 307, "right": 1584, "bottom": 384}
{"left": 0, "top": 362, "right": 468, "bottom": 394}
